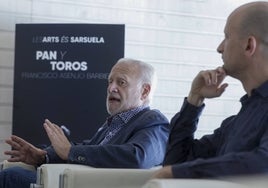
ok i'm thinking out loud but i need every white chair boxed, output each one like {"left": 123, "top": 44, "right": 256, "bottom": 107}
{"left": 59, "top": 168, "right": 156, "bottom": 188}
{"left": 142, "top": 174, "right": 268, "bottom": 188}
{"left": 142, "top": 179, "right": 249, "bottom": 188}
{"left": 30, "top": 164, "right": 95, "bottom": 188}
{"left": 0, "top": 160, "right": 36, "bottom": 172}
{"left": 2, "top": 160, "right": 268, "bottom": 188}
{"left": 0, "top": 160, "right": 156, "bottom": 188}
{"left": 0, "top": 160, "right": 95, "bottom": 188}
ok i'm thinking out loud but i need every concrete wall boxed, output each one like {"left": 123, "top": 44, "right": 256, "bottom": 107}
{"left": 0, "top": 0, "right": 258, "bottom": 161}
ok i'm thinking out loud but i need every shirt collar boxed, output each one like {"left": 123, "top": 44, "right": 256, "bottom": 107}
{"left": 240, "top": 80, "right": 268, "bottom": 103}
{"left": 108, "top": 105, "right": 148, "bottom": 124}
{"left": 254, "top": 80, "right": 268, "bottom": 98}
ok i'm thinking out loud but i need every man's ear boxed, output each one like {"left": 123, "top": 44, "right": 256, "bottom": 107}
{"left": 245, "top": 36, "right": 257, "bottom": 56}
{"left": 141, "top": 84, "right": 151, "bottom": 100}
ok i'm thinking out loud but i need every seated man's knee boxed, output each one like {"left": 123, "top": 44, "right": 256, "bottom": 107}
{"left": 0, "top": 167, "right": 36, "bottom": 188}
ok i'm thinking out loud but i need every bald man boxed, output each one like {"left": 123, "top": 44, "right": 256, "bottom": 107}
{"left": 154, "top": 1, "right": 268, "bottom": 179}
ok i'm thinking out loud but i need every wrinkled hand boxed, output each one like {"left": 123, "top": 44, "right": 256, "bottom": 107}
{"left": 188, "top": 67, "right": 228, "bottom": 106}
{"left": 151, "top": 166, "right": 173, "bottom": 179}
{"left": 5, "top": 135, "right": 47, "bottom": 166}
{"left": 43, "top": 119, "right": 71, "bottom": 160}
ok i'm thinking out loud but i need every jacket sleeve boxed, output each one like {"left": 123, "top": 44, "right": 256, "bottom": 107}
{"left": 45, "top": 110, "right": 169, "bottom": 168}
{"left": 164, "top": 98, "right": 268, "bottom": 178}
{"left": 163, "top": 98, "right": 217, "bottom": 165}
{"left": 67, "top": 124, "right": 169, "bottom": 168}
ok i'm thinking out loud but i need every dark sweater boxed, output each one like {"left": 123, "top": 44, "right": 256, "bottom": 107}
{"left": 164, "top": 81, "right": 268, "bottom": 178}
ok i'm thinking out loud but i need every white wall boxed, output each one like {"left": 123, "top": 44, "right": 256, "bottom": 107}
{"left": 0, "top": 0, "right": 259, "bottom": 161}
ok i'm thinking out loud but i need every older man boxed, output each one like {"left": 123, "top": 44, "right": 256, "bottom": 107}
{"left": 0, "top": 58, "right": 169, "bottom": 188}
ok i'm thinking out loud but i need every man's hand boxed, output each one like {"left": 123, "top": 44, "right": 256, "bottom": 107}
{"left": 152, "top": 166, "right": 173, "bottom": 179}
{"left": 5, "top": 135, "right": 47, "bottom": 166}
{"left": 43, "top": 119, "right": 71, "bottom": 160}
{"left": 188, "top": 67, "right": 228, "bottom": 106}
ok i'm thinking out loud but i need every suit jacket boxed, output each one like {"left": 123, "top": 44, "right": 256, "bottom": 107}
{"left": 45, "top": 107, "right": 169, "bottom": 168}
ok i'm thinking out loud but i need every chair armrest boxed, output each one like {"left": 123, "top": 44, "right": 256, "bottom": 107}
{"left": 31, "top": 164, "right": 94, "bottom": 188}
{"left": 0, "top": 160, "right": 36, "bottom": 171}
{"left": 142, "top": 179, "right": 249, "bottom": 188}
{"left": 59, "top": 168, "right": 157, "bottom": 188}
{"left": 224, "top": 174, "right": 268, "bottom": 188}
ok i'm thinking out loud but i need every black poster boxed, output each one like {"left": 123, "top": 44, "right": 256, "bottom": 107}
{"left": 13, "top": 24, "right": 125, "bottom": 147}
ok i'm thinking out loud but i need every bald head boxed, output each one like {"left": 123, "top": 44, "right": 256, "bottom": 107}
{"left": 232, "top": 1, "right": 268, "bottom": 44}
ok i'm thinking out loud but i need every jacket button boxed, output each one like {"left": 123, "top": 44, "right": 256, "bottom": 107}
{"left": 77, "top": 156, "right": 86, "bottom": 161}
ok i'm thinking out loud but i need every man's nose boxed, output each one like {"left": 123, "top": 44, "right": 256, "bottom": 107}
{"left": 108, "top": 84, "right": 118, "bottom": 93}
{"left": 217, "top": 40, "right": 224, "bottom": 54}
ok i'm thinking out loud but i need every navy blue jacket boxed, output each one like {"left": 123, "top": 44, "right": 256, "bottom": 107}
{"left": 46, "top": 108, "right": 169, "bottom": 168}
{"left": 164, "top": 81, "right": 268, "bottom": 178}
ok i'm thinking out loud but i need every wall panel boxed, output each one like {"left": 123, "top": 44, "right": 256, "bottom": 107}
{"left": 0, "top": 0, "right": 257, "bottom": 158}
